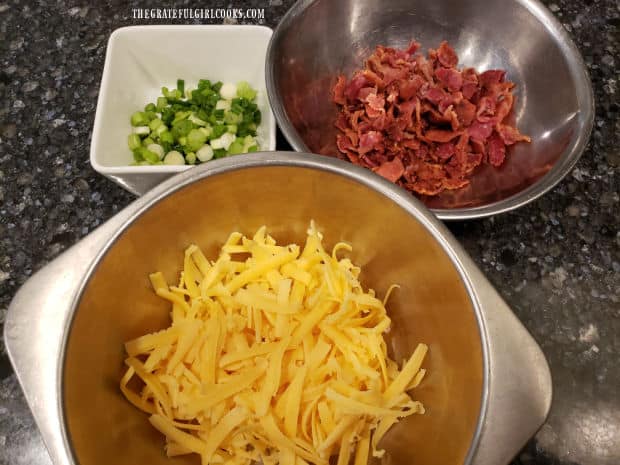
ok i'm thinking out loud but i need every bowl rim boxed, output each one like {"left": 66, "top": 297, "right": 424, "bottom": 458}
{"left": 90, "top": 24, "right": 277, "bottom": 176}
{"left": 60, "top": 152, "right": 491, "bottom": 465}
{"left": 265, "top": 0, "right": 595, "bottom": 220}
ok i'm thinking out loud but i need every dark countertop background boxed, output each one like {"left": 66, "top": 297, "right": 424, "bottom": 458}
{"left": 0, "top": 1, "right": 618, "bottom": 464}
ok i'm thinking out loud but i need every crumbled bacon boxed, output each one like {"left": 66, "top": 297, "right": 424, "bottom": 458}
{"left": 332, "top": 40, "right": 530, "bottom": 195}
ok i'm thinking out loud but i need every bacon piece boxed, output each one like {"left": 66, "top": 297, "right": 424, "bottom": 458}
{"left": 438, "top": 92, "right": 461, "bottom": 114}
{"left": 358, "top": 87, "right": 376, "bottom": 101}
{"left": 487, "top": 132, "right": 507, "bottom": 166}
{"left": 333, "top": 76, "right": 346, "bottom": 105}
{"left": 346, "top": 74, "right": 371, "bottom": 101}
{"left": 455, "top": 99, "right": 476, "bottom": 127}
{"left": 461, "top": 67, "right": 478, "bottom": 82}
{"left": 435, "top": 67, "right": 463, "bottom": 91}
{"left": 398, "top": 75, "right": 425, "bottom": 100}
{"left": 363, "top": 69, "right": 384, "bottom": 87}
{"left": 382, "top": 66, "right": 409, "bottom": 85}
{"left": 436, "top": 142, "right": 456, "bottom": 160}
{"left": 437, "top": 41, "right": 458, "bottom": 68}
{"left": 496, "top": 124, "right": 531, "bottom": 145}
{"left": 348, "top": 110, "right": 365, "bottom": 132}
{"left": 468, "top": 121, "right": 494, "bottom": 142}
{"left": 425, "top": 104, "right": 448, "bottom": 125}
{"left": 406, "top": 40, "right": 421, "bottom": 55}
{"left": 471, "top": 139, "right": 486, "bottom": 154}
{"left": 459, "top": 67, "right": 479, "bottom": 100}
{"left": 374, "top": 157, "right": 405, "bottom": 182}
{"left": 419, "top": 85, "right": 446, "bottom": 105}
{"left": 476, "top": 96, "right": 497, "bottom": 122}
{"left": 335, "top": 112, "right": 348, "bottom": 132}
{"left": 443, "top": 106, "right": 460, "bottom": 132}
{"left": 385, "top": 84, "right": 400, "bottom": 103}
{"left": 424, "top": 129, "right": 461, "bottom": 143}
{"left": 360, "top": 153, "right": 380, "bottom": 167}
{"left": 344, "top": 129, "right": 359, "bottom": 146}
{"left": 365, "top": 92, "right": 386, "bottom": 118}
{"left": 336, "top": 135, "right": 360, "bottom": 165}
{"left": 369, "top": 113, "right": 388, "bottom": 131}
{"left": 414, "top": 55, "right": 434, "bottom": 82}
{"left": 397, "top": 100, "right": 416, "bottom": 129}
{"left": 401, "top": 137, "right": 420, "bottom": 150}
{"left": 461, "top": 81, "right": 478, "bottom": 100}
{"left": 494, "top": 92, "right": 515, "bottom": 122}
{"left": 358, "top": 131, "right": 383, "bottom": 155}
{"left": 479, "top": 70, "right": 506, "bottom": 88}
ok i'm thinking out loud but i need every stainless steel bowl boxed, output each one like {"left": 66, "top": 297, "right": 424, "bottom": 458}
{"left": 6, "top": 153, "right": 550, "bottom": 465}
{"left": 266, "top": 0, "right": 594, "bottom": 220}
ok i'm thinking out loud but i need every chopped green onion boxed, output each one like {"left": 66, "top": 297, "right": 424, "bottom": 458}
{"left": 227, "top": 138, "right": 244, "bottom": 155}
{"left": 161, "top": 107, "right": 175, "bottom": 125}
{"left": 211, "top": 132, "right": 235, "bottom": 150}
{"left": 140, "top": 147, "right": 160, "bottom": 163}
{"left": 127, "top": 79, "right": 262, "bottom": 165}
{"left": 196, "top": 144, "right": 214, "bottom": 162}
{"left": 128, "top": 133, "right": 141, "bottom": 151}
{"left": 213, "top": 148, "right": 227, "bottom": 159}
{"left": 188, "top": 114, "right": 207, "bottom": 126}
{"left": 216, "top": 99, "right": 232, "bottom": 111}
{"left": 132, "top": 126, "right": 150, "bottom": 135}
{"left": 160, "top": 131, "right": 174, "bottom": 144}
{"left": 147, "top": 143, "right": 164, "bottom": 160}
{"left": 172, "top": 119, "right": 193, "bottom": 138}
{"left": 220, "top": 82, "right": 237, "bottom": 100}
{"left": 199, "top": 126, "right": 212, "bottom": 138}
{"left": 224, "top": 112, "right": 242, "bottom": 124}
{"left": 162, "top": 87, "right": 182, "bottom": 100}
{"left": 156, "top": 97, "right": 168, "bottom": 111}
{"left": 154, "top": 124, "right": 168, "bottom": 137}
{"left": 149, "top": 118, "right": 163, "bottom": 131}
{"left": 172, "top": 111, "right": 191, "bottom": 125}
{"left": 186, "top": 128, "right": 207, "bottom": 152}
{"left": 130, "top": 112, "right": 148, "bottom": 126}
{"left": 236, "top": 81, "right": 257, "bottom": 100}
{"left": 211, "top": 124, "right": 227, "bottom": 139}
{"left": 163, "top": 150, "right": 185, "bottom": 165}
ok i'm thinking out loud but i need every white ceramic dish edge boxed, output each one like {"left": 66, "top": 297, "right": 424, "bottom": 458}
{"left": 90, "top": 25, "right": 276, "bottom": 195}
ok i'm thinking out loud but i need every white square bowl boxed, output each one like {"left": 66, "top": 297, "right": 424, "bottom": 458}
{"left": 90, "top": 25, "right": 276, "bottom": 195}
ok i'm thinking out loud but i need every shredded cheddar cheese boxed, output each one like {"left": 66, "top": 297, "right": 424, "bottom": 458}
{"left": 120, "top": 222, "right": 427, "bottom": 465}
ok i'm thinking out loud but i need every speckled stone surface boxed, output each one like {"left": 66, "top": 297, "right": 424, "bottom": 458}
{"left": 0, "top": 1, "right": 618, "bottom": 465}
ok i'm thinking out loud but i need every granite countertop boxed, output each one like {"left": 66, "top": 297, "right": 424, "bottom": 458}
{"left": 0, "top": 1, "right": 618, "bottom": 464}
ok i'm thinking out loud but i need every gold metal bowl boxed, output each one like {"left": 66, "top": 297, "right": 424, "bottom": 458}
{"left": 6, "top": 153, "right": 551, "bottom": 465}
